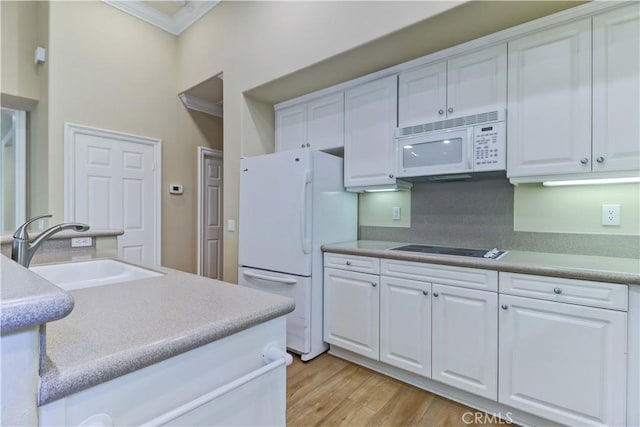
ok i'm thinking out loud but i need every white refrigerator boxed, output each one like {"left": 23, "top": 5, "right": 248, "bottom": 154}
{"left": 238, "top": 148, "right": 357, "bottom": 361}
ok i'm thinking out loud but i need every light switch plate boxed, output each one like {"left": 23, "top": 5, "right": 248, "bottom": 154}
{"left": 227, "top": 219, "right": 235, "bottom": 232}
{"left": 392, "top": 207, "right": 401, "bottom": 220}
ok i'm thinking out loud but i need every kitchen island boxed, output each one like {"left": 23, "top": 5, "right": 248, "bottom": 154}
{"left": 1, "top": 255, "right": 295, "bottom": 426}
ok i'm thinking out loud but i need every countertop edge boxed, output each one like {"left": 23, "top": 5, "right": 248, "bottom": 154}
{"left": 1, "top": 256, "right": 75, "bottom": 332}
{"left": 321, "top": 244, "right": 640, "bottom": 285}
{"left": 38, "top": 301, "right": 294, "bottom": 405}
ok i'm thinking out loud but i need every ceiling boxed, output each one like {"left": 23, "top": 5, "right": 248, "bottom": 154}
{"left": 102, "top": 0, "right": 219, "bottom": 35}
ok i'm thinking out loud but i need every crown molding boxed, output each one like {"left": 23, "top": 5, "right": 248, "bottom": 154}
{"left": 179, "top": 94, "right": 223, "bottom": 117}
{"left": 102, "top": 1, "right": 219, "bottom": 36}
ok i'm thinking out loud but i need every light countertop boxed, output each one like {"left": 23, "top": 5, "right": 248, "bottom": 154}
{"left": 0, "top": 256, "right": 295, "bottom": 406}
{"left": 322, "top": 240, "right": 640, "bottom": 285}
{"left": 0, "top": 255, "right": 74, "bottom": 333}
{"left": 38, "top": 261, "right": 294, "bottom": 405}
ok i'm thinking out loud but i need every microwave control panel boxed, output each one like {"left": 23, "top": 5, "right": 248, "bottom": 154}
{"left": 473, "top": 122, "right": 506, "bottom": 171}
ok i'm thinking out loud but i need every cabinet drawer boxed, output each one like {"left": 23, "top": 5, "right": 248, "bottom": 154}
{"left": 324, "top": 253, "right": 380, "bottom": 274}
{"left": 381, "top": 259, "right": 497, "bottom": 292}
{"left": 499, "top": 273, "right": 628, "bottom": 311}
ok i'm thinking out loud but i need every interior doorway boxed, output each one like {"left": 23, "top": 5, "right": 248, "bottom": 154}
{"left": 197, "top": 147, "right": 223, "bottom": 279}
{"left": 64, "top": 123, "right": 162, "bottom": 265}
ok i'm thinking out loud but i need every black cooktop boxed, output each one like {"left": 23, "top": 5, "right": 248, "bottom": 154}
{"left": 390, "top": 244, "right": 506, "bottom": 259}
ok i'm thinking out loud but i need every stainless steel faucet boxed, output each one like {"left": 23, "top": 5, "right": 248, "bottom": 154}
{"left": 11, "top": 214, "right": 90, "bottom": 268}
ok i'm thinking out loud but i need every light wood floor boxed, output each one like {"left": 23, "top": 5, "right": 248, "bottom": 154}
{"left": 287, "top": 353, "right": 507, "bottom": 427}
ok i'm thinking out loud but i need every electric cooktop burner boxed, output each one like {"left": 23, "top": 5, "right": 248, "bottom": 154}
{"left": 389, "top": 244, "right": 507, "bottom": 259}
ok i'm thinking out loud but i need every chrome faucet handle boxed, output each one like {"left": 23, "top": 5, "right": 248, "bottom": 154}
{"left": 13, "top": 214, "right": 53, "bottom": 240}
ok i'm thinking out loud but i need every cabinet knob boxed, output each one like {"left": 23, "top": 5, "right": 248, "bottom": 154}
{"left": 306, "top": 143, "right": 311, "bottom": 148}
{"left": 596, "top": 156, "right": 605, "bottom": 163}
{"left": 301, "top": 144, "right": 306, "bottom": 148}
{"left": 580, "top": 158, "right": 589, "bottom": 165}
{"left": 388, "top": 174, "right": 394, "bottom": 178}
{"left": 501, "top": 304, "right": 508, "bottom": 310}
{"left": 371, "top": 283, "right": 377, "bottom": 287}
{"left": 553, "top": 287, "right": 562, "bottom": 294}
{"left": 422, "top": 290, "right": 429, "bottom": 296}
{"left": 433, "top": 292, "right": 439, "bottom": 297}
{"left": 438, "top": 109, "right": 444, "bottom": 115}
{"left": 447, "top": 107, "right": 454, "bottom": 113}
{"left": 345, "top": 261, "right": 351, "bottom": 266}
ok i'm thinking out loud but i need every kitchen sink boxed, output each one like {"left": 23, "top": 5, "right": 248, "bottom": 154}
{"left": 30, "top": 259, "right": 164, "bottom": 291}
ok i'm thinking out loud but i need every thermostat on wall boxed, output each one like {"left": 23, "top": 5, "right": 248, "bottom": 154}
{"left": 169, "top": 184, "right": 184, "bottom": 195}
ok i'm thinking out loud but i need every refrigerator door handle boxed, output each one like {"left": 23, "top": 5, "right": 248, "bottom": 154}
{"left": 241, "top": 270, "right": 297, "bottom": 285}
{"left": 300, "top": 169, "right": 312, "bottom": 254}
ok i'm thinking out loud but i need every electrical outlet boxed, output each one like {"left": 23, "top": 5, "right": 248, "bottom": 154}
{"left": 71, "top": 237, "right": 93, "bottom": 247}
{"left": 602, "top": 204, "right": 621, "bottom": 226}
{"left": 392, "top": 207, "right": 401, "bottom": 221}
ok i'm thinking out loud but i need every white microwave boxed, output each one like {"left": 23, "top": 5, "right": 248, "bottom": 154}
{"left": 396, "top": 110, "right": 506, "bottom": 178}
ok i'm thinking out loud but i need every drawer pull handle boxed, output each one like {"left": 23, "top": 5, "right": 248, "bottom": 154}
{"left": 346, "top": 261, "right": 351, "bottom": 266}
{"left": 553, "top": 287, "right": 562, "bottom": 294}
{"left": 422, "top": 290, "right": 428, "bottom": 296}
{"left": 433, "top": 292, "right": 439, "bottom": 297}
{"left": 501, "top": 304, "right": 508, "bottom": 310}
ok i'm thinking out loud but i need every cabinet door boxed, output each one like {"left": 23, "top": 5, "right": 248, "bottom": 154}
{"left": 275, "top": 104, "right": 307, "bottom": 152}
{"left": 380, "top": 277, "right": 431, "bottom": 377}
{"left": 307, "top": 92, "right": 344, "bottom": 151}
{"left": 344, "top": 75, "right": 398, "bottom": 188}
{"left": 447, "top": 44, "right": 506, "bottom": 118}
{"left": 323, "top": 268, "right": 379, "bottom": 359}
{"left": 499, "top": 294, "right": 627, "bottom": 427}
{"left": 431, "top": 284, "right": 498, "bottom": 400}
{"left": 398, "top": 62, "right": 447, "bottom": 128}
{"left": 507, "top": 19, "right": 592, "bottom": 178}
{"left": 593, "top": 4, "right": 640, "bottom": 173}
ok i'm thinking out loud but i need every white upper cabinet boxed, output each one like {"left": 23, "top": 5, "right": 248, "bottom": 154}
{"left": 275, "top": 104, "right": 306, "bottom": 151}
{"left": 275, "top": 92, "right": 344, "bottom": 152}
{"left": 344, "top": 75, "right": 398, "bottom": 189}
{"left": 592, "top": 4, "right": 640, "bottom": 173}
{"left": 398, "top": 62, "right": 447, "bottom": 127}
{"left": 446, "top": 44, "right": 507, "bottom": 119}
{"left": 507, "top": 18, "right": 592, "bottom": 178}
{"left": 398, "top": 44, "right": 506, "bottom": 128}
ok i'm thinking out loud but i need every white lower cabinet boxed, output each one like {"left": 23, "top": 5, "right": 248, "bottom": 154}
{"left": 380, "top": 276, "right": 431, "bottom": 376}
{"left": 431, "top": 284, "right": 498, "bottom": 400}
{"left": 323, "top": 253, "right": 632, "bottom": 426}
{"left": 498, "top": 293, "right": 627, "bottom": 427}
{"left": 323, "top": 267, "right": 379, "bottom": 359}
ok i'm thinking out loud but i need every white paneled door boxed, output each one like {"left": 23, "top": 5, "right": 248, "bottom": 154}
{"left": 198, "top": 148, "right": 223, "bottom": 279}
{"left": 65, "top": 124, "right": 161, "bottom": 265}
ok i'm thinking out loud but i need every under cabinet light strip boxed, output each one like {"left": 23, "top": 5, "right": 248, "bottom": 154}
{"left": 542, "top": 177, "right": 640, "bottom": 187}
